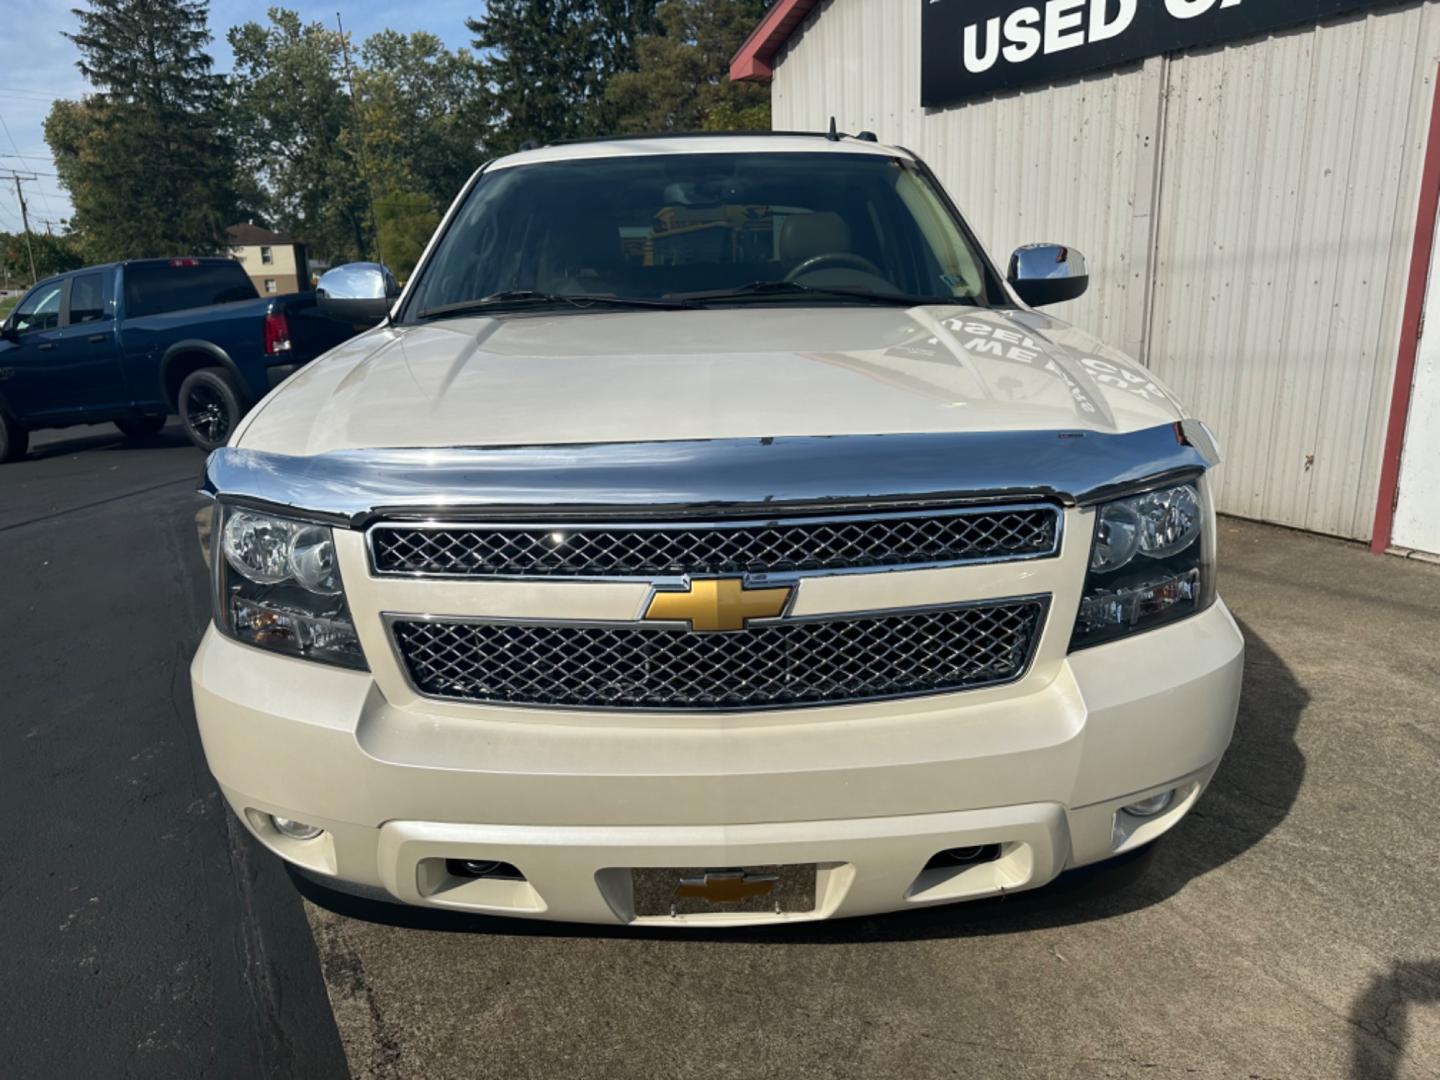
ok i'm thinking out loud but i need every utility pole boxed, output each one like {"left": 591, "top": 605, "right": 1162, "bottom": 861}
{"left": 2, "top": 171, "right": 38, "bottom": 283}
{"left": 335, "top": 11, "right": 383, "bottom": 265}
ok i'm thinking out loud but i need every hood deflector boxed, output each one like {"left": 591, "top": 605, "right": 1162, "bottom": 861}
{"left": 201, "top": 421, "right": 1220, "bottom": 528}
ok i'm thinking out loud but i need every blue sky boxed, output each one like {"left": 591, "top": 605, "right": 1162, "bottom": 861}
{"left": 0, "top": 0, "right": 481, "bottom": 230}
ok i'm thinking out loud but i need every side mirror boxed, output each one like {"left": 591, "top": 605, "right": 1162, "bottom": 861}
{"left": 1007, "top": 244, "right": 1089, "bottom": 307}
{"left": 316, "top": 262, "right": 401, "bottom": 325}
{"left": 0, "top": 322, "right": 16, "bottom": 343}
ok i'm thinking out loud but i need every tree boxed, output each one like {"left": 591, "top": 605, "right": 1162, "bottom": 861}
{"left": 348, "top": 32, "right": 492, "bottom": 275}
{"left": 46, "top": 0, "right": 237, "bottom": 260}
{"left": 372, "top": 191, "right": 439, "bottom": 281}
{"left": 1, "top": 231, "right": 83, "bottom": 283}
{"left": 466, "top": 0, "right": 659, "bottom": 153}
{"left": 227, "top": 10, "right": 370, "bottom": 262}
{"left": 354, "top": 31, "right": 492, "bottom": 211}
{"left": 606, "top": 0, "right": 771, "bottom": 134}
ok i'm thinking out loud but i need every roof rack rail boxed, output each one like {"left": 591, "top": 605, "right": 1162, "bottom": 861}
{"left": 545, "top": 130, "right": 886, "bottom": 147}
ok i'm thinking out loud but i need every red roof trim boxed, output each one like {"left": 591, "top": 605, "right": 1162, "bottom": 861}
{"left": 730, "top": 0, "right": 821, "bottom": 84}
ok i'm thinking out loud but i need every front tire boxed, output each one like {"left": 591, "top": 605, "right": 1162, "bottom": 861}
{"left": 0, "top": 409, "right": 27, "bottom": 463}
{"left": 115, "top": 414, "right": 167, "bottom": 441}
{"left": 178, "top": 369, "right": 243, "bottom": 452}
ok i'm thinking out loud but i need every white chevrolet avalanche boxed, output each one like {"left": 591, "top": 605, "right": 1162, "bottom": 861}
{"left": 192, "top": 134, "right": 1243, "bottom": 926}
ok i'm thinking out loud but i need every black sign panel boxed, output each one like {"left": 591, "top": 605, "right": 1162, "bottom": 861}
{"left": 922, "top": 0, "right": 1397, "bottom": 108}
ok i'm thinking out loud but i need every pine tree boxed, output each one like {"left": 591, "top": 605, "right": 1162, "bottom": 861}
{"left": 606, "top": 0, "right": 772, "bottom": 134}
{"left": 466, "top": 0, "right": 660, "bottom": 152}
{"left": 47, "top": 0, "right": 237, "bottom": 260}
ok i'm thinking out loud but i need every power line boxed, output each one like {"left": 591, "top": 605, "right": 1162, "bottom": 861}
{"left": 0, "top": 107, "right": 56, "bottom": 222}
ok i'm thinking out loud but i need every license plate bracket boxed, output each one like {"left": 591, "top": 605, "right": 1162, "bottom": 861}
{"left": 631, "top": 864, "right": 818, "bottom": 917}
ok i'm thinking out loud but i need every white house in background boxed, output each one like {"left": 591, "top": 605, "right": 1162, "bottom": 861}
{"left": 226, "top": 222, "right": 309, "bottom": 296}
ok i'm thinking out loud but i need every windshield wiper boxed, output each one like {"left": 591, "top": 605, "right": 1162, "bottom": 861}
{"left": 418, "top": 291, "right": 697, "bottom": 319}
{"left": 671, "top": 281, "right": 969, "bottom": 306}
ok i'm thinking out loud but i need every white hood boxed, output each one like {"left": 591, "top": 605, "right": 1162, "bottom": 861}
{"left": 237, "top": 306, "right": 1187, "bottom": 456}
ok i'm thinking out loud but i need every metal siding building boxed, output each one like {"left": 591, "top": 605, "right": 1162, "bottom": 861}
{"left": 748, "top": 0, "right": 1440, "bottom": 546}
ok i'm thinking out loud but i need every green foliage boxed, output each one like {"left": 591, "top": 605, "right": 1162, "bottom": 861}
{"left": 226, "top": 14, "right": 492, "bottom": 265}
{"left": 606, "top": 0, "right": 771, "bottom": 134}
{"left": 227, "top": 10, "right": 370, "bottom": 262}
{"left": 47, "top": 0, "right": 237, "bottom": 260}
{"left": 41, "top": 0, "right": 773, "bottom": 268}
{"left": 372, "top": 190, "right": 440, "bottom": 281}
{"left": 0, "top": 231, "right": 85, "bottom": 282}
{"left": 466, "top": 0, "right": 660, "bottom": 152}
{"left": 352, "top": 31, "right": 492, "bottom": 215}
{"left": 68, "top": 0, "right": 224, "bottom": 111}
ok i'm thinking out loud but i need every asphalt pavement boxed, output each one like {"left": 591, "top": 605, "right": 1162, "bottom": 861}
{"left": 3, "top": 423, "right": 1439, "bottom": 1079}
{"left": 0, "top": 424, "right": 346, "bottom": 1079}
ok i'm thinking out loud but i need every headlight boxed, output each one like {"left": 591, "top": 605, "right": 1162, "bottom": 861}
{"left": 214, "top": 506, "right": 367, "bottom": 669}
{"left": 1071, "top": 480, "right": 1215, "bottom": 650}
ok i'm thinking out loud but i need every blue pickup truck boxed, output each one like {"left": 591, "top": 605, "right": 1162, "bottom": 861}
{"left": 0, "top": 257, "right": 359, "bottom": 460}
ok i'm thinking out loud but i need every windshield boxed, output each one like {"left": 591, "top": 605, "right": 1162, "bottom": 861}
{"left": 405, "top": 151, "right": 995, "bottom": 317}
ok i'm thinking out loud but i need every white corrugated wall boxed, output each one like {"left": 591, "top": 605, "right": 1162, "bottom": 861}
{"left": 771, "top": 0, "right": 1440, "bottom": 540}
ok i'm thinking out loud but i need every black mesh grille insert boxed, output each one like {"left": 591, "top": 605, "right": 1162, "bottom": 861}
{"left": 369, "top": 506, "right": 1059, "bottom": 579}
{"left": 391, "top": 599, "right": 1047, "bottom": 711}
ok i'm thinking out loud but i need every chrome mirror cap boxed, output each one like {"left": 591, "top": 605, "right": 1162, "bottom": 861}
{"left": 1007, "top": 243, "right": 1089, "bottom": 307}
{"left": 316, "top": 262, "right": 400, "bottom": 325}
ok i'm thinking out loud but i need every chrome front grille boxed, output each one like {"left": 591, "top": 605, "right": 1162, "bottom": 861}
{"left": 389, "top": 598, "right": 1048, "bottom": 711}
{"left": 368, "top": 504, "right": 1060, "bottom": 579}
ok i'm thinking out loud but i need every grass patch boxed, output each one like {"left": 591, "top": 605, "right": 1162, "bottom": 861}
{"left": 0, "top": 295, "right": 18, "bottom": 321}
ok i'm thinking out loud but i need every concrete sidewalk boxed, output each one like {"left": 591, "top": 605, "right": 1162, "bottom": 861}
{"left": 300, "top": 517, "right": 1440, "bottom": 1079}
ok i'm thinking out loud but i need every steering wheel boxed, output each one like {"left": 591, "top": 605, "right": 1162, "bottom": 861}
{"left": 784, "top": 252, "right": 884, "bottom": 283}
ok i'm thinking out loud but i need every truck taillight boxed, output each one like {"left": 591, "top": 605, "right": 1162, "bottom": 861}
{"left": 264, "top": 312, "right": 292, "bottom": 355}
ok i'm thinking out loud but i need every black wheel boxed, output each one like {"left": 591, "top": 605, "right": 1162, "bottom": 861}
{"left": 115, "top": 414, "right": 167, "bottom": 441}
{"left": 0, "top": 408, "right": 27, "bottom": 463}
{"left": 178, "top": 368, "right": 243, "bottom": 452}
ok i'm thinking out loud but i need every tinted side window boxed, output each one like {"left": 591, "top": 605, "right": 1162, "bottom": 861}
{"left": 68, "top": 273, "right": 109, "bottom": 324}
{"left": 123, "top": 262, "right": 259, "bottom": 318}
{"left": 12, "top": 281, "right": 64, "bottom": 333}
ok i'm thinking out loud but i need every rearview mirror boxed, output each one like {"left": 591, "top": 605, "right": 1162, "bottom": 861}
{"left": 316, "top": 262, "right": 401, "bottom": 325}
{"left": 1007, "top": 244, "right": 1089, "bottom": 307}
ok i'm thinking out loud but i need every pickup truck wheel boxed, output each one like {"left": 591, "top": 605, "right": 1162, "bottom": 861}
{"left": 178, "top": 369, "right": 243, "bottom": 452}
{"left": 0, "top": 410, "right": 27, "bottom": 463}
{"left": 115, "top": 414, "right": 167, "bottom": 441}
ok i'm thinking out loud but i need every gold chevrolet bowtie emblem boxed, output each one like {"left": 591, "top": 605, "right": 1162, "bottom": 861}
{"left": 674, "top": 871, "right": 778, "bottom": 905}
{"left": 643, "top": 577, "right": 793, "bottom": 633}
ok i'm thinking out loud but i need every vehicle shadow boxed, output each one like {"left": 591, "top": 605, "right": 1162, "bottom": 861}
{"left": 1349, "top": 960, "right": 1440, "bottom": 1079}
{"left": 21, "top": 422, "right": 192, "bottom": 461}
{"left": 295, "top": 616, "right": 1308, "bottom": 943}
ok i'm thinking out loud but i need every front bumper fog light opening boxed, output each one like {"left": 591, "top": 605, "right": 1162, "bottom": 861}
{"left": 271, "top": 815, "right": 324, "bottom": 841}
{"left": 1121, "top": 790, "right": 1176, "bottom": 818}
{"left": 922, "top": 844, "right": 1002, "bottom": 870}
{"left": 444, "top": 858, "right": 525, "bottom": 881}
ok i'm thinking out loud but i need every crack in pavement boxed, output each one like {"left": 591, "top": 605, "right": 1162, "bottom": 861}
{"left": 0, "top": 474, "right": 198, "bottom": 533}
